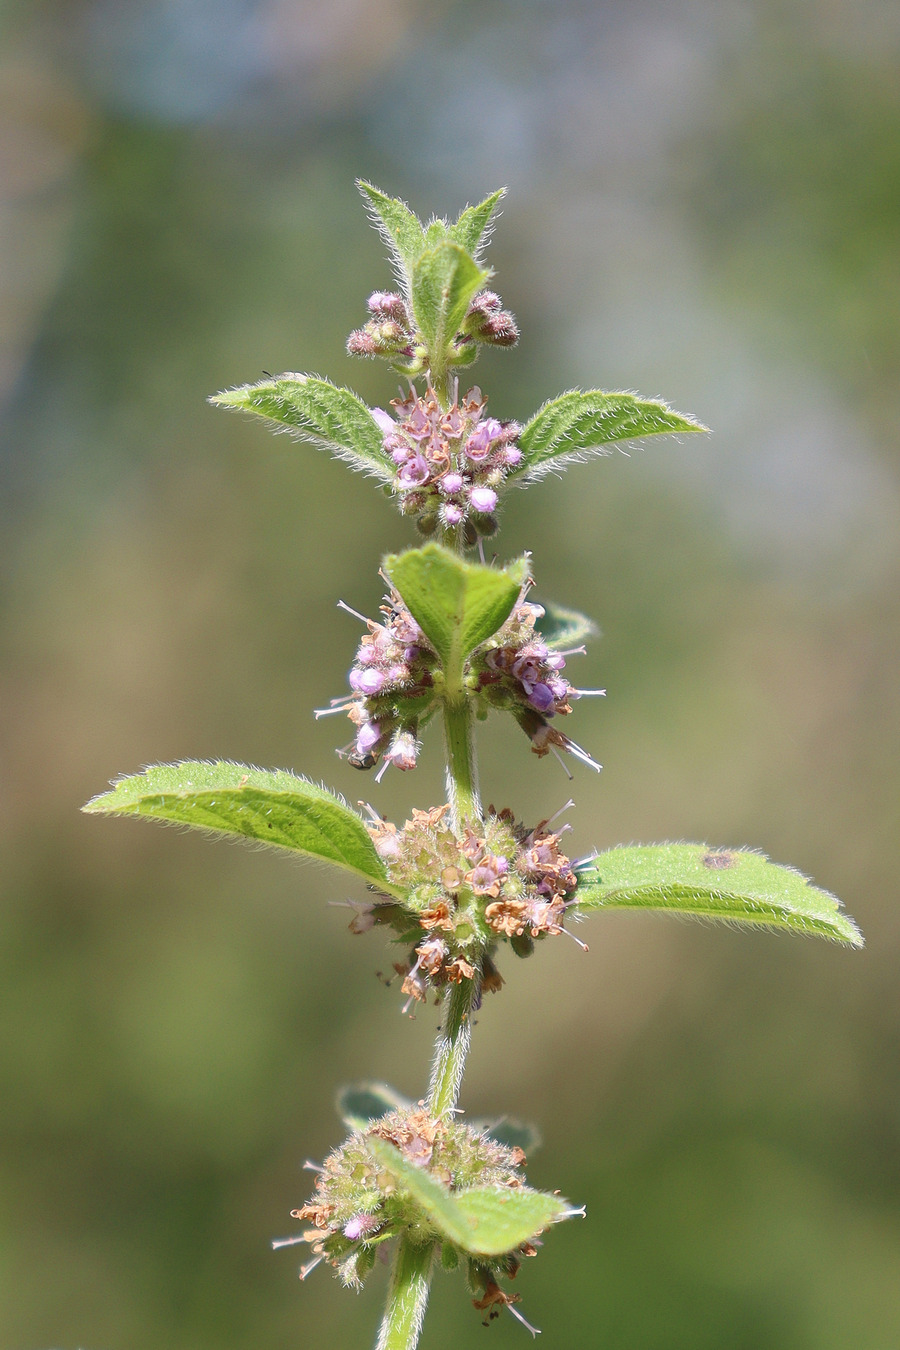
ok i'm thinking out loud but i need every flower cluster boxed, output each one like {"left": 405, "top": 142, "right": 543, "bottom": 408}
{"left": 319, "top": 589, "right": 439, "bottom": 777}
{"left": 355, "top": 803, "right": 584, "bottom": 1006}
{"left": 287, "top": 1107, "right": 535, "bottom": 1308}
{"left": 373, "top": 384, "right": 522, "bottom": 537}
{"left": 347, "top": 289, "right": 518, "bottom": 378}
{"left": 472, "top": 596, "right": 604, "bottom": 772}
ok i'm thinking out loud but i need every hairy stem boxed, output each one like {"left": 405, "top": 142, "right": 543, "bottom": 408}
{"left": 428, "top": 975, "right": 476, "bottom": 1120}
{"left": 443, "top": 696, "right": 481, "bottom": 832}
{"left": 374, "top": 1235, "right": 434, "bottom": 1350}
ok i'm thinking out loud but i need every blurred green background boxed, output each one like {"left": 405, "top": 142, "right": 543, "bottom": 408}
{"left": 1, "top": 0, "right": 898, "bottom": 1346}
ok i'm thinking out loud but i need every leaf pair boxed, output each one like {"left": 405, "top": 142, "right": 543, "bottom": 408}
{"left": 83, "top": 761, "right": 862, "bottom": 948}
{"left": 359, "top": 181, "right": 502, "bottom": 388}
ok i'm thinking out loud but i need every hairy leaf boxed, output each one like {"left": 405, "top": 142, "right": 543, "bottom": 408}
{"left": 514, "top": 390, "right": 708, "bottom": 480}
{"left": 367, "top": 1138, "right": 567, "bottom": 1256}
{"left": 450, "top": 188, "right": 506, "bottom": 259}
{"left": 210, "top": 375, "right": 392, "bottom": 481}
{"left": 357, "top": 180, "right": 426, "bottom": 291}
{"left": 534, "top": 600, "right": 597, "bottom": 651}
{"left": 385, "top": 544, "right": 526, "bottom": 686}
{"left": 410, "top": 242, "right": 488, "bottom": 373}
{"left": 338, "top": 1082, "right": 412, "bottom": 1132}
{"left": 83, "top": 762, "right": 403, "bottom": 895}
{"left": 573, "top": 844, "right": 862, "bottom": 945}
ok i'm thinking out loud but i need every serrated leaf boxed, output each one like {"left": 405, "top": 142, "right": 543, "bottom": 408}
{"left": 338, "top": 1082, "right": 412, "bottom": 1132}
{"left": 83, "top": 762, "right": 404, "bottom": 895}
{"left": 367, "top": 1138, "right": 566, "bottom": 1256}
{"left": 534, "top": 600, "right": 597, "bottom": 651}
{"left": 573, "top": 844, "right": 862, "bottom": 946}
{"left": 450, "top": 188, "right": 506, "bottom": 259}
{"left": 514, "top": 390, "right": 708, "bottom": 481}
{"left": 410, "top": 242, "right": 489, "bottom": 376}
{"left": 357, "top": 180, "right": 426, "bottom": 291}
{"left": 385, "top": 544, "right": 526, "bottom": 688}
{"left": 210, "top": 375, "right": 392, "bottom": 481}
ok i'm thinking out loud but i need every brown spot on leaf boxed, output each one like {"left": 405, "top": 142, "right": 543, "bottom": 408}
{"left": 702, "top": 851, "right": 736, "bottom": 870}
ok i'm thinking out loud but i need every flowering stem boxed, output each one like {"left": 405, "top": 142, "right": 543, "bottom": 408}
{"left": 427, "top": 975, "right": 476, "bottom": 1120}
{"left": 375, "top": 1235, "right": 434, "bottom": 1350}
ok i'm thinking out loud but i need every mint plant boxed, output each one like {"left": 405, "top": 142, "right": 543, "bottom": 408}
{"left": 84, "top": 183, "right": 862, "bottom": 1348}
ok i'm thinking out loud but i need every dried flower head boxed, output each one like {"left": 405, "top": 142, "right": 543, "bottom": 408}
{"left": 287, "top": 1107, "right": 535, "bottom": 1306}
{"left": 356, "top": 803, "right": 585, "bottom": 1003}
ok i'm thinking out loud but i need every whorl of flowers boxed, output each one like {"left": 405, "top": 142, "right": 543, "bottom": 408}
{"left": 347, "top": 288, "right": 519, "bottom": 378}
{"left": 318, "top": 589, "right": 439, "bottom": 777}
{"left": 289, "top": 1107, "right": 533, "bottom": 1300}
{"left": 355, "top": 803, "right": 584, "bottom": 1007}
{"left": 472, "top": 595, "right": 604, "bottom": 772}
{"left": 372, "top": 383, "right": 522, "bottom": 538}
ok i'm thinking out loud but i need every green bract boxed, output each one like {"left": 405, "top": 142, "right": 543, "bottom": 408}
{"left": 366, "top": 1138, "right": 568, "bottom": 1258}
{"left": 384, "top": 544, "right": 527, "bottom": 685}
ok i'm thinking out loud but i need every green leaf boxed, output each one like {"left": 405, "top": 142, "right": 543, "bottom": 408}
{"left": 453, "top": 1187, "right": 566, "bottom": 1254}
{"left": 210, "top": 375, "right": 393, "bottom": 481}
{"left": 83, "top": 761, "right": 404, "bottom": 896}
{"left": 410, "top": 242, "right": 489, "bottom": 373}
{"left": 514, "top": 390, "right": 708, "bottom": 481}
{"left": 573, "top": 844, "right": 863, "bottom": 946}
{"left": 366, "top": 1138, "right": 567, "bottom": 1257}
{"left": 450, "top": 188, "right": 506, "bottom": 259}
{"left": 384, "top": 544, "right": 526, "bottom": 686}
{"left": 357, "top": 180, "right": 426, "bottom": 289}
{"left": 338, "top": 1082, "right": 412, "bottom": 1132}
{"left": 534, "top": 600, "right": 597, "bottom": 651}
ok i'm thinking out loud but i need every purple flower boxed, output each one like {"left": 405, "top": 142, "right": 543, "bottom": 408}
{"left": 469, "top": 486, "right": 498, "bottom": 514}
{"left": 464, "top": 418, "right": 503, "bottom": 461}
{"left": 371, "top": 406, "right": 396, "bottom": 434}
{"left": 440, "top": 473, "right": 464, "bottom": 495}
{"left": 349, "top": 668, "right": 385, "bottom": 696}
{"left": 355, "top": 721, "right": 382, "bottom": 755}
{"left": 398, "top": 454, "right": 430, "bottom": 488}
{"left": 527, "top": 683, "right": 556, "bottom": 712}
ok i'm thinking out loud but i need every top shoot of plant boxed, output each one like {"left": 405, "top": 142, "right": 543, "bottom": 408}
{"left": 84, "top": 183, "right": 862, "bottom": 1350}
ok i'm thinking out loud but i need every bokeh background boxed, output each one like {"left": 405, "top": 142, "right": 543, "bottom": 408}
{"left": 2, "top": 0, "right": 899, "bottom": 1346}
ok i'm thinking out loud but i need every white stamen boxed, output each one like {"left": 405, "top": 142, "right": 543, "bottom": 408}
{"left": 545, "top": 798, "right": 575, "bottom": 829}
{"left": 358, "top": 801, "right": 384, "bottom": 824}
{"left": 562, "top": 1205, "right": 587, "bottom": 1219}
{"left": 506, "top": 1302, "right": 541, "bottom": 1337}
{"left": 555, "top": 645, "right": 587, "bottom": 657}
{"left": 337, "top": 599, "right": 373, "bottom": 625}
{"left": 302, "top": 1160, "right": 324, "bottom": 1173}
{"left": 477, "top": 537, "right": 487, "bottom": 565}
{"left": 571, "top": 688, "right": 606, "bottom": 697}
{"left": 299, "top": 1256, "right": 323, "bottom": 1281}
{"left": 314, "top": 701, "right": 354, "bottom": 719}
{"left": 271, "top": 1234, "right": 308, "bottom": 1249}
{"left": 572, "top": 851, "right": 598, "bottom": 870}
{"left": 561, "top": 738, "right": 602, "bottom": 772}
{"left": 561, "top": 926, "right": 589, "bottom": 952}
{"left": 374, "top": 757, "right": 391, "bottom": 784}
{"left": 549, "top": 746, "right": 574, "bottom": 780}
